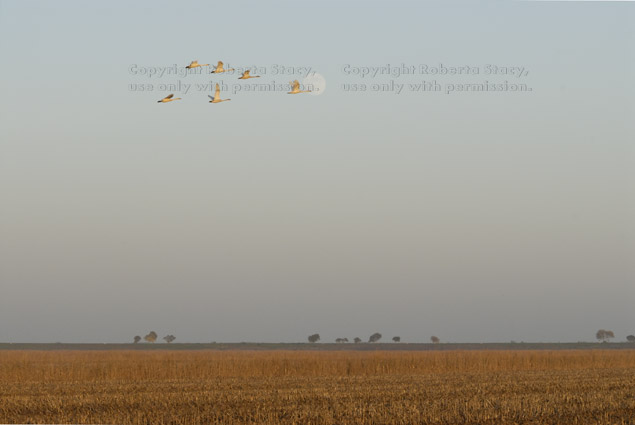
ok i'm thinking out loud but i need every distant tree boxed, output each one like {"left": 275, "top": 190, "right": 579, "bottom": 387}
{"left": 430, "top": 336, "right": 440, "bottom": 344}
{"left": 343, "top": 338, "right": 349, "bottom": 343}
{"left": 596, "top": 329, "right": 605, "bottom": 342}
{"left": 335, "top": 338, "right": 344, "bottom": 343}
{"left": 308, "top": 333, "right": 320, "bottom": 343}
{"left": 368, "top": 332, "right": 382, "bottom": 343}
{"left": 392, "top": 336, "right": 401, "bottom": 343}
{"left": 133, "top": 335, "right": 141, "bottom": 344}
{"left": 353, "top": 337, "right": 362, "bottom": 344}
{"left": 144, "top": 331, "right": 158, "bottom": 343}
{"left": 627, "top": 335, "right": 635, "bottom": 343}
{"left": 163, "top": 335, "right": 176, "bottom": 343}
{"left": 596, "top": 329, "right": 615, "bottom": 343}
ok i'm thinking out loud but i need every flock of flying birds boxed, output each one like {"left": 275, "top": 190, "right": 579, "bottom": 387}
{"left": 157, "top": 60, "right": 311, "bottom": 104}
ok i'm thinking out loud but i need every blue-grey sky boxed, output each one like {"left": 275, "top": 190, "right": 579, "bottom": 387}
{"left": 1, "top": 0, "right": 633, "bottom": 343}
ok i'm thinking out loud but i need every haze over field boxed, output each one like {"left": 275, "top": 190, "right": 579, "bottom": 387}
{"left": 0, "top": 0, "right": 633, "bottom": 343}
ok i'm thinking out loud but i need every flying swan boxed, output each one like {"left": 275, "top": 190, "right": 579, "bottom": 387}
{"left": 238, "top": 70, "right": 260, "bottom": 79}
{"left": 157, "top": 94, "right": 181, "bottom": 103}
{"left": 208, "top": 83, "right": 231, "bottom": 103}
{"left": 288, "top": 80, "right": 311, "bottom": 94}
{"left": 186, "top": 60, "right": 209, "bottom": 69}
{"left": 210, "top": 61, "right": 234, "bottom": 74}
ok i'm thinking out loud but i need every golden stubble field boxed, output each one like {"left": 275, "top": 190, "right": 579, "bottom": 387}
{"left": 1, "top": 349, "right": 634, "bottom": 424}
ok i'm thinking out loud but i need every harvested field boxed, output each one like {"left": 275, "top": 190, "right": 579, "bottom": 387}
{"left": 1, "top": 350, "right": 634, "bottom": 424}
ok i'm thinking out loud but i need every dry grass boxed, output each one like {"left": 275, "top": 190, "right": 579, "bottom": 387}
{"left": 1, "top": 350, "right": 634, "bottom": 424}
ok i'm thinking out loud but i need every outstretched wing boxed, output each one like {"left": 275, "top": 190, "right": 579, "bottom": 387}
{"left": 214, "top": 84, "right": 220, "bottom": 101}
{"left": 291, "top": 80, "right": 300, "bottom": 91}
{"left": 244, "top": 70, "right": 250, "bottom": 77}
{"left": 165, "top": 94, "right": 174, "bottom": 99}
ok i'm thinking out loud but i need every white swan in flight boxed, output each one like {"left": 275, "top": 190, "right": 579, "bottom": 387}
{"left": 208, "top": 83, "right": 231, "bottom": 103}
{"left": 157, "top": 94, "right": 181, "bottom": 103}
{"left": 186, "top": 60, "right": 209, "bottom": 69}
{"left": 288, "top": 80, "right": 311, "bottom": 94}
{"left": 210, "top": 61, "right": 234, "bottom": 74}
{"left": 238, "top": 70, "right": 260, "bottom": 79}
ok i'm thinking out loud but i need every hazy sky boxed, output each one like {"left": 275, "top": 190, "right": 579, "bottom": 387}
{"left": 1, "top": 0, "right": 633, "bottom": 343}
